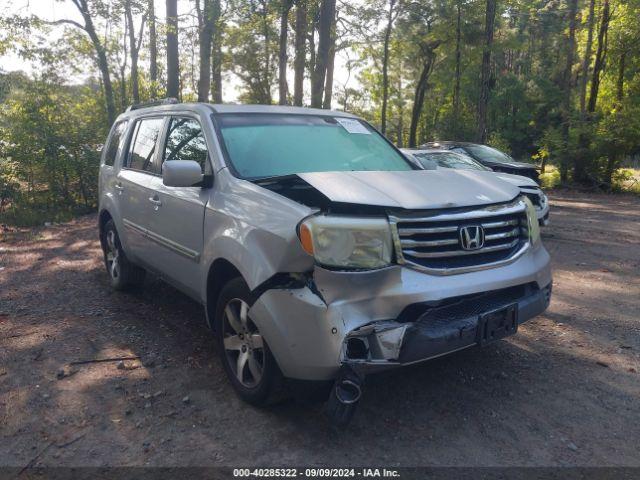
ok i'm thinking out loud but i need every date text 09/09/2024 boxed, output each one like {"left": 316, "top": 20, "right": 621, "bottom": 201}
{"left": 233, "top": 468, "right": 401, "bottom": 478}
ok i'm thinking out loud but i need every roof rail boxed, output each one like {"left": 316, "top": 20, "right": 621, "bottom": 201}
{"left": 126, "top": 97, "right": 179, "bottom": 112}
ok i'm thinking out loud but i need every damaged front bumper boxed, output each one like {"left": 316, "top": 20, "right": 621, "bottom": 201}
{"left": 248, "top": 243, "right": 552, "bottom": 381}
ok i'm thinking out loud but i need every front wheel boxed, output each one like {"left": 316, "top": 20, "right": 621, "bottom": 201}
{"left": 101, "top": 219, "right": 146, "bottom": 291}
{"left": 214, "top": 277, "right": 283, "bottom": 406}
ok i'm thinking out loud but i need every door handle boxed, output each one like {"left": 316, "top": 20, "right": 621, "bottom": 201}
{"left": 149, "top": 196, "right": 162, "bottom": 209}
{"left": 114, "top": 183, "right": 124, "bottom": 191}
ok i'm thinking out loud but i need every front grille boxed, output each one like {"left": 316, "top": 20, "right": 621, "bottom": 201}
{"left": 390, "top": 198, "right": 529, "bottom": 274}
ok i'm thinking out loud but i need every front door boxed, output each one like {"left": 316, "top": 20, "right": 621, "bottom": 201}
{"left": 145, "top": 116, "right": 211, "bottom": 297}
{"left": 116, "top": 117, "right": 165, "bottom": 264}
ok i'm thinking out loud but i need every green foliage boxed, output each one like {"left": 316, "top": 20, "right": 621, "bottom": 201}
{"left": 0, "top": 74, "right": 105, "bottom": 226}
{"left": 1, "top": 0, "right": 640, "bottom": 228}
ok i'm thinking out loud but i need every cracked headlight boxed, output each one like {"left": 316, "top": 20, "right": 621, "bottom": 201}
{"left": 298, "top": 215, "right": 392, "bottom": 269}
{"left": 523, "top": 196, "right": 541, "bottom": 245}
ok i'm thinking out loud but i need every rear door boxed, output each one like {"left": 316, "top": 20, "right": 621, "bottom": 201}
{"left": 116, "top": 116, "right": 165, "bottom": 264}
{"left": 145, "top": 115, "right": 211, "bottom": 297}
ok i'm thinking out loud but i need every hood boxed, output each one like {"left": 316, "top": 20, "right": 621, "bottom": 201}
{"left": 491, "top": 172, "right": 538, "bottom": 188}
{"left": 296, "top": 170, "right": 520, "bottom": 210}
{"left": 483, "top": 159, "right": 540, "bottom": 170}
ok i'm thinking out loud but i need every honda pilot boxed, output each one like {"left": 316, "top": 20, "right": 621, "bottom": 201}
{"left": 98, "top": 102, "right": 552, "bottom": 423}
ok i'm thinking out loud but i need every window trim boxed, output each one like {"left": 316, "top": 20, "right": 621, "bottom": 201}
{"left": 160, "top": 115, "right": 211, "bottom": 176}
{"left": 122, "top": 115, "right": 168, "bottom": 177}
{"left": 102, "top": 119, "right": 129, "bottom": 167}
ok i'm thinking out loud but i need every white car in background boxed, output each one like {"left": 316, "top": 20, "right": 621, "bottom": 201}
{"left": 403, "top": 148, "right": 550, "bottom": 226}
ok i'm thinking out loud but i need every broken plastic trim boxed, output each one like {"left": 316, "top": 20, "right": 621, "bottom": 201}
{"left": 343, "top": 321, "right": 409, "bottom": 363}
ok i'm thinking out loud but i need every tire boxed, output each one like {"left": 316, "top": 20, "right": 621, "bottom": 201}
{"left": 101, "top": 219, "right": 146, "bottom": 291}
{"left": 214, "top": 277, "right": 284, "bottom": 406}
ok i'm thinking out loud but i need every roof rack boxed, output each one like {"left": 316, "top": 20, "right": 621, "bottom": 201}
{"left": 126, "top": 98, "right": 179, "bottom": 112}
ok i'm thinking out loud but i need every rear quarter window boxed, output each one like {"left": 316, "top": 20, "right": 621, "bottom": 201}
{"left": 103, "top": 120, "right": 128, "bottom": 167}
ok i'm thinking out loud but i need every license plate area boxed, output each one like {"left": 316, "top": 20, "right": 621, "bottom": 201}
{"left": 477, "top": 303, "right": 518, "bottom": 346}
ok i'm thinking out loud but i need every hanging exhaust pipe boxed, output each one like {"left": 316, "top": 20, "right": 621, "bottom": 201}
{"left": 326, "top": 365, "right": 364, "bottom": 427}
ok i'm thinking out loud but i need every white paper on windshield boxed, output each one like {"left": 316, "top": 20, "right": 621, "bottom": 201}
{"left": 335, "top": 118, "right": 371, "bottom": 134}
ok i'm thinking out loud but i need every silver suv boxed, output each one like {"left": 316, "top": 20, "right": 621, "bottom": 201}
{"left": 98, "top": 102, "right": 552, "bottom": 422}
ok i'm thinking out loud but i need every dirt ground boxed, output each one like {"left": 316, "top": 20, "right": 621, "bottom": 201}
{"left": 1, "top": 191, "right": 639, "bottom": 468}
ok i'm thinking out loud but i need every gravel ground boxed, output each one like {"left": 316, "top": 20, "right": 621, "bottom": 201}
{"left": 1, "top": 190, "right": 639, "bottom": 468}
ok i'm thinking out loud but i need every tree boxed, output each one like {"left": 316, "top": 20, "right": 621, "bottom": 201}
{"left": 196, "top": 0, "right": 217, "bottom": 102}
{"left": 148, "top": 0, "right": 158, "bottom": 97}
{"left": 278, "top": 0, "right": 295, "bottom": 104}
{"left": 125, "top": 0, "right": 147, "bottom": 104}
{"left": 293, "top": 0, "right": 307, "bottom": 106}
{"left": 49, "top": 0, "right": 117, "bottom": 125}
{"left": 477, "top": 0, "right": 496, "bottom": 143}
{"left": 381, "top": 0, "right": 400, "bottom": 134}
{"left": 166, "top": 0, "right": 179, "bottom": 98}
{"left": 409, "top": 40, "right": 441, "bottom": 147}
{"left": 211, "top": 0, "right": 223, "bottom": 103}
{"left": 311, "top": 0, "right": 336, "bottom": 108}
{"left": 587, "top": 0, "right": 610, "bottom": 113}
{"left": 452, "top": 0, "right": 462, "bottom": 136}
{"left": 561, "top": 0, "right": 578, "bottom": 182}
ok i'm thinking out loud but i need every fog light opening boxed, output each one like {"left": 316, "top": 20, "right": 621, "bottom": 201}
{"left": 346, "top": 337, "right": 369, "bottom": 360}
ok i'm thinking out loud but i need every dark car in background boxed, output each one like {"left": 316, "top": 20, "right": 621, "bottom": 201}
{"left": 421, "top": 141, "right": 541, "bottom": 183}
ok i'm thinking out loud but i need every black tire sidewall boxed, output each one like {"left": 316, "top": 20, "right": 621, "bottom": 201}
{"left": 214, "top": 277, "right": 279, "bottom": 406}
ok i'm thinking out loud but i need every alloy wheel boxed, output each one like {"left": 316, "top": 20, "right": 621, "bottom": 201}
{"left": 105, "top": 230, "right": 120, "bottom": 280}
{"left": 222, "top": 298, "right": 265, "bottom": 388}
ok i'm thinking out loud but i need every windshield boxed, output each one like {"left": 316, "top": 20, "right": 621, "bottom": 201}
{"left": 413, "top": 152, "right": 489, "bottom": 171}
{"left": 215, "top": 113, "right": 413, "bottom": 179}
{"left": 465, "top": 144, "right": 514, "bottom": 163}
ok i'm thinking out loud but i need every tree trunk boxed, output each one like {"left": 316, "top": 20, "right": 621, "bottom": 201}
{"left": 125, "top": 0, "right": 145, "bottom": 104}
{"left": 616, "top": 48, "right": 626, "bottom": 103}
{"left": 210, "top": 0, "right": 222, "bottom": 103}
{"left": 311, "top": 0, "right": 336, "bottom": 108}
{"left": 587, "top": 0, "right": 610, "bottom": 113}
{"left": 322, "top": 35, "right": 335, "bottom": 109}
{"left": 293, "top": 0, "right": 307, "bottom": 106}
{"left": 452, "top": 1, "right": 461, "bottom": 136}
{"left": 579, "top": 0, "right": 596, "bottom": 115}
{"left": 149, "top": 0, "right": 158, "bottom": 98}
{"left": 166, "top": 0, "right": 179, "bottom": 99}
{"left": 561, "top": 0, "right": 578, "bottom": 183}
{"left": 409, "top": 42, "right": 439, "bottom": 147}
{"left": 278, "top": 0, "right": 294, "bottom": 105}
{"left": 259, "top": 0, "right": 272, "bottom": 104}
{"left": 308, "top": 15, "right": 317, "bottom": 84}
{"left": 380, "top": 0, "right": 396, "bottom": 134}
{"left": 118, "top": 18, "right": 128, "bottom": 110}
{"left": 476, "top": 0, "right": 496, "bottom": 143}
{"left": 197, "top": 0, "right": 215, "bottom": 102}
{"left": 70, "top": 0, "right": 116, "bottom": 125}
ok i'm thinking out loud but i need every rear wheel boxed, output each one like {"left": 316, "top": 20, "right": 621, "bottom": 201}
{"left": 215, "top": 277, "right": 283, "bottom": 405}
{"left": 101, "top": 219, "right": 145, "bottom": 290}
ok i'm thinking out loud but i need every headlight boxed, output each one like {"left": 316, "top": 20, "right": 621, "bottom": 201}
{"left": 298, "top": 215, "right": 392, "bottom": 269}
{"left": 523, "top": 196, "right": 541, "bottom": 245}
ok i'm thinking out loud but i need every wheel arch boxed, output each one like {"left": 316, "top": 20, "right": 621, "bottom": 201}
{"left": 205, "top": 258, "right": 244, "bottom": 331}
{"left": 98, "top": 209, "right": 113, "bottom": 249}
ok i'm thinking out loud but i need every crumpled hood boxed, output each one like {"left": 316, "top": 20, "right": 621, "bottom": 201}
{"left": 297, "top": 170, "right": 521, "bottom": 209}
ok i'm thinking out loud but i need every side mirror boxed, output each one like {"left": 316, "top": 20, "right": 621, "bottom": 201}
{"left": 162, "top": 160, "right": 203, "bottom": 187}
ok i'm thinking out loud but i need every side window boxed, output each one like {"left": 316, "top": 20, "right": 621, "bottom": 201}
{"left": 128, "top": 117, "right": 164, "bottom": 173}
{"left": 163, "top": 117, "right": 208, "bottom": 173}
{"left": 103, "top": 120, "right": 128, "bottom": 167}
